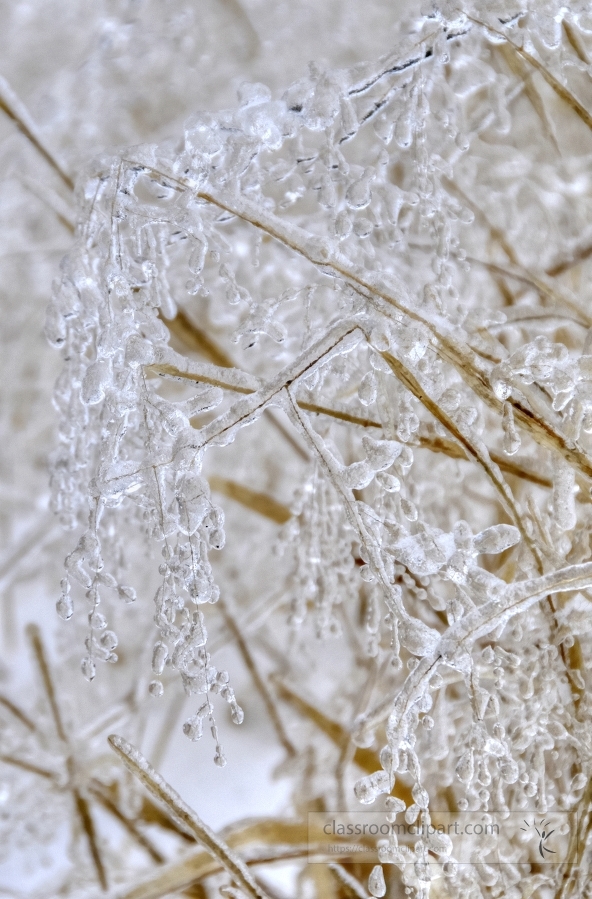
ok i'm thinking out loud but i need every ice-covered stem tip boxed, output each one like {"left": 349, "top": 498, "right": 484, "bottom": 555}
{"left": 107, "top": 735, "right": 272, "bottom": 899}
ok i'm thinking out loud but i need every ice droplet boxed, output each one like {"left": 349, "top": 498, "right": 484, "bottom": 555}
{"left": 358, "top": 371, "right": 377, "bottom": 406}
{"left": 214, "top": 747, "right": 227, "bottom": 767}
{"left": 362, "top": 436, "right": 402, "bottom": 471}
{"left": 376, "top": 471, "right": 401, "bottom": 492}
{"left": 183, "top": 715, "right": 204, "bottom": 741}
{"left": 342, "top": 461, "right": 374, "bottom": 490}
{"left": 149, "top": 680, "right": 164, "bottom": 698}
{"left": 117, "top": 585, "right": 137, "bottom": 603}
{"left": 152, "top": 641, "right": 168, "bottom": 675}
{"left": 571, "top": 772, "right": 587, "bottom": 791}
{"left": 81, "top": 656, "right": 96, "bottom": 682}
{"left": 56, "top": 593, "right": 73, "bottom": 621}
{"left": 456, "top": 749, "right": 474, "bottom": 783}
{"left": 412, "top": 782, "right": 429, "bottom": 809}
{"left": 81, "top": 360, "right": 111, "bottom": 405}
{"left": 368, "top": 865, "right": 386, "bottom": 898}
{"left": 502, "top": 402, "right": 520, "bottom": 455}
{"left": 230, "top": 702, "right": 244, "bottom": 724}
{"left": 500, "top": 759, "right": 519, "bottom": 783}
{"left": 385, "top": 795, "right": 406, "bottom": 814}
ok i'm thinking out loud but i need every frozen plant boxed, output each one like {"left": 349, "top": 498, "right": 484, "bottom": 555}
{"left": 2, "top": 1, "right": 592, "bottom": 897}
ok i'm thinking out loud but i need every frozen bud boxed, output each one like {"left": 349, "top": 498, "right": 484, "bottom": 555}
{"left": 81, "top": 360, "right": 111, "bottom": 405}
{"left": 358, "top": 371, "right": 377, "bottom": 406}
{"left": 362, "top": 436, "right": 402, "bottom": 471}
{"left": 45, "top": 301, "right": 67, "bottom": 348}
{"left": 405, "top": 803, "right": 420, "bottom": 824}
{"left": 499, "top": 759, "right": 519, "bottom": 784}
{"left": 117, "top": 585, "right": 136, "bottom": 603}
{"left": 124, "top": 335, "right": 155, "bottom": 368}
{"left": 375, "top": 471, "right": 401, "bottom": 492}
{"left": 379, "top": 745, "right": 395, "bottom": 773}
{"left": 490, "top": 367, "right": 512, "bottom": 401}
{"left": 473, "top": 525, "right": 520, "bottom": 555}
{"left": 152, "top": 641, "right": 168, "bottom": 675}
{"left": 183, "top": 715, "right": 203, "bottom": 741}
{"left": 368, "top": 865, "right": 386, "bottom": 898}
{"left": 439, "top": 388, "right": 461, "bottom": 412}
{"left": 346, "top": 168, "right": 374, "bottom": 209}
{"left": 334, "top": 210, "right": 352, "bottom": 239}
{"left": 553, "top": 457, "right": 576, "bottom": 532}
{"left": 370, "top": 327, "right": 391, "bottom": 351}
{"left": 342, "top": 461, "right": 374, "bottom": 490}
{"left": 385, "top": 796, "right": 406, "bottom": 814}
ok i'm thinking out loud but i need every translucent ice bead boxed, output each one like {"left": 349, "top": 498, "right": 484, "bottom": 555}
{"left": 56, "top": 592, "right": 73, "bottom": 621}
{"left": 368, "top": 866, "right": 386, "bottom": 898}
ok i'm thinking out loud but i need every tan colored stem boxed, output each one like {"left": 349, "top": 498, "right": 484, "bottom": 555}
{"left": 108, "top": 735, "right": 272, "bottom": 899}
{"left": 209, "top": 476, "right": 292, "bottom": 525}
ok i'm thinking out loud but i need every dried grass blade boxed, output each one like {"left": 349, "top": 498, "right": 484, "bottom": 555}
{"left": 270, "top": 679, "right": 417, "bottom": 804}
{"left": 161, "top": 309, "right": 234, "bottom": 368}
{"left": 147, "top": 362, "right": 254, "bottom": 395}
{"left": 496, "top": 44, "right": 560, "bottom": 153}
{"left": 0, "top": 753, "right": 58, "bottom": 780}
{"left": 26, "top": 623, "right": 67, "bottom": 743}
{"left": 512, "top": 43, "right": 592, "bottom": 132}
{"left": 74, "top": 788, "right": 108, "bottom": 890}
{"left": 88, "top": 780, "right": 165, "bottom": 864}
{"left": 209, "top": 477, "right": 292, "bottom": 525}
{"left": 0, "top": 693, "right": 36, "bottom": 732}
{"left": 0, "top": 74, "right": 74, "bottom": 191}
{"left": 108, "top": 735, "right": 272, "bottom": 899}
{"left": 467, "top": 15, "right": 592, "bottom": 132}
{"left": 217, "top": 596, "right": 296, "bottom": 756}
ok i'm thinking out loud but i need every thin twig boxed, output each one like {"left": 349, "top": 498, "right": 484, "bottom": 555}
{"left": 88, "top": 780, "right": 165, "bottom": 864}
{"left": 217, "top": 596, "right": 296, "bottom": 757}
{"left": 27, "top": 624, "right": 108, "bottom": 890}
{"left": 0, "top": 75, "right": 74, "bottom": 191}
{"left": 108, "top": 735, "right": 272, "bottom": 899}
{"left": 0, "top": 693, "right": 36, "bottom": 732}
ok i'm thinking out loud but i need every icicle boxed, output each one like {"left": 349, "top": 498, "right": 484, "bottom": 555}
{"left": 502, "top": 402, "right": 520, "bottom": 455}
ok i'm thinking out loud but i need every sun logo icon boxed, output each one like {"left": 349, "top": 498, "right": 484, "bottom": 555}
{"left": 520, "top": 818, "right": 556, "bottom": 858}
